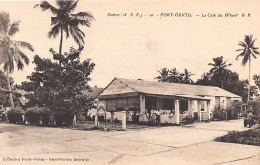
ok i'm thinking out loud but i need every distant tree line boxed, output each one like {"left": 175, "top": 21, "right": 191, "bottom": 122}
{"left": 155, "top": 39, "right": 260, "bottom": 103}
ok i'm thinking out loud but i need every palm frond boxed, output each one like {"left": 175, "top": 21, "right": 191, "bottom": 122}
{"left": 8, "top": 21, "right": 20, "bottom": 37}
{"left": 67, "top": 0, "right": 79, "bottom": 12}
{"left": 56, "top": 0, "right": 73, "bottom": 10}
{"left": 51, "top": 16, "right": 59, "bottom": 26}
{"left": 63, "top": 23, "right": 70, "bottom": 38}
{"left": 251, "top": 53, "right": 257, "bottom": 59}
{"left": 17, "top": 50, "right": 30, "bottom": 65}
{"left": 236, "top": 51, "right": 245, "bottom": 60}
{"left": 76, "top": 27, "right": 85, "bottom": 38}
{"left": 4, "top": 58, "right": 14, "bottom": 73}
{"left": 244, "top": 35, "right": 253, "bottom": 46}
{"left": 238, "top": 41, "right": 247, "bottom": 48}
{"left": 16, "top": 58, "right": 25, "bottom": 70}
{"left": 242, "top": 52, "right": 249, "bottom": 66}
{"left": 69, "top": 25, "right": 83, "bottom": 46}
{"left": 71, "top": 12, "right": 95, "bottom": 21}
{"left": 252, "top": 49, "right": 260, "bottom": 56}
{"left": 14, "top": 41, "right": 34, "bottom": 51}
{"left": 48, "top": 23, "right": 61, "bottom": 38}
{"left": 70, "top": 18, "right": 91, "bottom": 27}
{"left": 35, "top": 1, "right": 58, "bottom": 14}
{"left": 249, "top": 38, "right": 256, "bottom": 47}
{"left": 208, "top": 63, "right": 216, "bottom": 66}
{"left": 236, "top": 48, "right": 244, "bottom": 52}
{"left": 209, "top": 68, "right": 217, "bottom": 73}
{"left": 0, "top": 12, "right": 10, "bottom": 33}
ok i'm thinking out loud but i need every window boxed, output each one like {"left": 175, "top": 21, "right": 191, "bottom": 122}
{"left": 128, "top": 97, "right": 140, "bottom": 111}
{"left": 107, "top": 99, "right": 116, "bottom": 111}
{"left": 117, "top": 98, "right": 128, "bottom": 110}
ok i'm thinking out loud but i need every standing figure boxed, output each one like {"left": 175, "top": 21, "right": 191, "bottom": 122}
{"left": 111, "top": 108, "right": 115, "bottom": 124}
{"left": 155, "top": 110, "right": 161, "bottom": 124}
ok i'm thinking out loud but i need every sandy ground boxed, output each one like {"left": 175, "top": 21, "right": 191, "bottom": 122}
{"left": 0, "top": 119, "right": 259, "bottom": 165}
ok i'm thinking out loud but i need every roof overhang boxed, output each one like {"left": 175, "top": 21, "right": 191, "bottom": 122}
{"left": 98, "top": 92, "right": 212, "bottom": 101}
{"left": 98, "top": 92, "right": 139, "bottom": 99}
{"left": 175, "top": 94, "right": 211, "bottom": 100}
{"left": 143, "top": 93, "right": 211, "bottom": 100}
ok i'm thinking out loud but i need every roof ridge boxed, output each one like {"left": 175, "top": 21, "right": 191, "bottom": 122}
{"left": 117, "top": 77, "right": 219, "bottom": 88}
{"left": 116, "top": 78, "right": 139, "bottom": 93}
{"left": 117, "top": 77, "right": 242, "bottom": 98}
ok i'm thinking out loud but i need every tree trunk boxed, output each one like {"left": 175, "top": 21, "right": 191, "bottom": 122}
{"left": 248, "top": 58, "right": 251, "bottom": 103}
{"left": 6, "top": 65, "right": 14, "bottom": 108}
{"left": 59, "top": 25, "right": 63, "bottom": 66}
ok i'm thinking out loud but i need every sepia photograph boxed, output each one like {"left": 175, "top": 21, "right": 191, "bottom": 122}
{"left": 0, "top": 0, "right": 260, "bottom": 164}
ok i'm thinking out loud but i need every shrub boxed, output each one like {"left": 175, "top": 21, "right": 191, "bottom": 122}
{"left": 212, "top": 107, "right": 227, "bottom": 121}
{"left": 248, "top": 100, "right": 260, "bottom": 116}
{"left": 77, "top": 114, "right": 86, "bottom": 123}
{"left": 53, "top": 109, "right": 73, "bottom": 126}
{"left": 7, "top": 107, "right": 23, "bottom": 124}
{"left": 39, "top": 107, "right": 51, "bottom": 125}
{"left": 25, "top": 107, "right": 51, "bottom": 125}
{"left": 213, "top": 102, "right": 242, "bottom": 121}
{"left": 214, "top": 127, "right": 260, "bottom": 146}
{"left": 25, "top": 107, "right": 41, "bottom": 125}
{"left": 226, "top": 102, "right": 242, "bottom": 120}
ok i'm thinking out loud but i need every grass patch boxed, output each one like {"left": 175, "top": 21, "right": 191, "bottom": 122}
{"left": 214, "top": 127, "right": 260, "bottom": 146}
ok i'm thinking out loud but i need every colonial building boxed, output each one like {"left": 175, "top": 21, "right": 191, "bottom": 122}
{"left": 97, "top": 78, "right": 242, "bottom": 124}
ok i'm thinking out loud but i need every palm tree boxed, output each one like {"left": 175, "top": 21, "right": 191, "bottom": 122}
{"left": 0, "top": 12, "right": 34, "bottom": 108}
{"left": 169, "top": 68, "right": 183, "bottom": 83}
{"left": 35, "top": 0, "right": 94, "bottom": 63}
{"left": 181, "top": 69, "right": 194, "bottom": 84}
{"left": 155, "top": 68, "right": 169, "bottom": 82}
{"left": 208, "top": 56, "right": 232, "bottom": 89}
{"left": 196, "top": 72, "right": 212, "bottom": 86}
{"left": 236, "top": 35, "right": 260, "bottom": 103}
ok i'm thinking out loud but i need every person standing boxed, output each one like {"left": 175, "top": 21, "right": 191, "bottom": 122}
{"left": 111, "top": 108, "right": 115, "bottom": 124}
{"left": 155, "top": 110, "right": 161, "bottom": 124}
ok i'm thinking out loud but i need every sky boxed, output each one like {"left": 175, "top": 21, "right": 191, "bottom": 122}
{"left": 0, "top": 0, "right": 260, "bottom": 88}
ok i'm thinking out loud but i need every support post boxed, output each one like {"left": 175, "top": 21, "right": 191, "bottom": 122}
{"left": 95, "top": 114, "right": 99, "bottom": 128}
{"left": 203, "top": 100, "right": 207, "bottom": 121}
{"left": 207, "top": 101, "right": 211, "bottom": 121}
{"left": 198, "top": 101, "right": 201, "bottom": 121}
{"left": 175, "top": 100, "right": 180, "bottom": 124}
{"left": 122, "top": 111, "right": 127, "bottom": 130}
{"left": 139, "top": 95, "right": 146, "bottom": 121}
{"left": 188, "top": 100, "right": 193, "bottom": 116}
{"left": 193, "top": 100, "right": 198, "bottom": 112}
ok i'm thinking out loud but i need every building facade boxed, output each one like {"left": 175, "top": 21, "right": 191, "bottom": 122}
{"left": 97, "top": 78, "right": 242, "bottom": 124}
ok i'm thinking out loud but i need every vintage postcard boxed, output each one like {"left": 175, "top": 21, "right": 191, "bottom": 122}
{"left": 0, "top": 0, "right": 260, "bottom": 165}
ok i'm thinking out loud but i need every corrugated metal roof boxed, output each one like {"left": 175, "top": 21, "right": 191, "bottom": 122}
{"left": 82, "top": 87, "right": 104, "bottom": 98}
{"left": 117, "top": 78, "right": 242, "bottom": 98}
